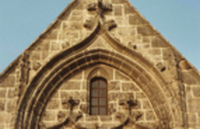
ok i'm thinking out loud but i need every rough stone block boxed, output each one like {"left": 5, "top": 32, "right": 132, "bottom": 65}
{"left": 85, "top": 115, "right": 98, "bottom": 121}
{"left": 147, "top": 49, "right": 161, "bottom": 56}
{"left": 122, "top": 82, "right": 139, "bottom": 91}
{"left": 114, "top": 5, "right": 122, "bottom": 16}
{"left": 42, "top": 51, "right": 49, "bottom": 60}
{"left": 112, "top": 0, "right": 126, "bottom": 4}
{"left": 6, "top": 99, "right": 17, "bottom": 112}
{"left": 46, "top": 99, "right": 60, "bottom": 110}
{"left": 136, "top": 92, "right": 146, "bottom": 99}
{"left": 187, "top": 98, "right": 200, "bottom": 112}
{"left": 142, "top": 100, "right": 152, "bottom": 109}
{"left": 152, "top": 36, "right": 167, "bottom": 48}
{"left": 61, "top": 81, "right": 81, "bottom": 90}
{"left": 47, "top": 30, "right": 58, "bottom": 39}
{"left": 192, "top": 87, "right": 200, "bottom": 97}
{"left": 124, "top": 4, "right": 136, "bottom": 14}
{"left": 39, "top": 40, "right": 50, "bottom": 50}
{"left": 30, "top": 51, "right": 41, "bottom": 60}
{"left": 137, "top": 25, "right": 157, "bottom": 36}
{"left": 0, "top": 112, "right": 10, "bottom": 124}
{"left": 0, "top": 100, "right": 5, "bottom": 111}
{"left": 129, "top": 14, "right": 145, "bottom": 25}
{"left": 187, "top": 113, "right": 196, "bottom": 123}
{"left": 108, "top": 81, "right": 120, "bottom": 91}
{"left": 1, "top": 76, "right": 15, "bottom": 87}
{"left": 146, "top": 111, "right": 156, "bottom": 121}
{"left": 0, "top": 89, "right": 6, "bottom": 98}
{"left": 162, "top": 48, "right": 174, "bottom": 60}
{"left": 8, "top": 88, "right": 16, "bottom": 98}
{"left": 51, "top": 41, "right": 60, "bottom": 51}
{"left": 42, "top": 111, "right": 56, "bottom": 121}
{"left": 182, "top": 70, "right": 200, "bottom": 85}
{"left": 100, "top": 116, "right": 112, "bottom": 122}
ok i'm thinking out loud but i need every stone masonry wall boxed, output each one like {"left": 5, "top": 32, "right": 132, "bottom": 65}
{"left": 0, "top": 70, "right": 18, "bottom": 129}
{"left": 41, "top": 65, "right": 158, "bottom": 128}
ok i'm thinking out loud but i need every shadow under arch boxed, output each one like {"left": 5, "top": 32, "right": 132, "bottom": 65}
{"left": 15, "top": 48, "right": 176, "bottom": 129}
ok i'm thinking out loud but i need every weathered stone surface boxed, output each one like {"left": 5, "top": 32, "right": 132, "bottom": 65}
{"left": 1, "top": 76, "right": 15, "bottom": 87}
{"left": 188, "top": 98, "right": 200, "bottom": 112}
{"left": 187, "top": 113, "right": 196, "bottom": 123}
{"left": 146, "top": 111, "right": 156, "bottom": 121}
{"left": 46, "top": 99, "right": 60, "bottom": 110}
{"left": 0, "top": 89, "right": 6, "bottom": 98}
{"left": 85, "top": 115, "right": 98, "bottom": 121}
{"left": 108, "top": 103, "right": 117, "bottom": 115}
{"left": 192, "top": 87, "right": 200, "bottom": 97}
{"left": 122, "top": 82, "right": 139, "bottom": 91}
{"left": 182, "top": 70, "right": 200, "bottom": 85}
{"left": 108, "top": 81, "right": 120, "bottom": 91}
{"left": 57, "top": 111, "right": 69, "bottom": 122}
{"left": 152, "top": 36, "right": 167, "bottom": 48}
{"left": 142, "top": 100, "right": 152, "bottom": 109}
{"left": 137, "top": 25, "right": 157, "bottom": 36}
{"left": 136, "top": 92, "right": 146, "bottom": 99}
{"left": 129, "top": 14, "right": 145, "bottom": 25}
{"left": 8, "top": 88, "right": 15, "bottom": 98}
{"left": 0, "top": 112, "right": 10, "bottom": 124}
{"left": 179, "top": 60, "right": 191, "bottom": 70}
{"left": 116, "top": 71, "right": 130, "bottom": 81}
{"left": 61, "top": 81, "right": 81, "bottom": 90}
{"left": 114, "top": 5, "right": 122, "bottom": 16}
{"left": 6, "top": 99, "right": 17, "bottom": 112}
{"left": 162, "top": 48, "right": 174, "bottom": 60}
{"left": 1, "top": 0, "right": 199, "bottom": 128}
{"left": 112, "top": 0, "right": 126, "bottom": 4}
{"left": 0, "top": 100, "right": 5, "bottom": 111}
{"left": 80, "top": 104, "right": 89, "bottom": 114}
{"left": 100, "top": 116, "right": 112, "bottom": 122}
{"left": 124, "top": 4, "right": 136, "bottom": 14}
{"left": 42, "top": 111, "right": 57, "bottom": 121}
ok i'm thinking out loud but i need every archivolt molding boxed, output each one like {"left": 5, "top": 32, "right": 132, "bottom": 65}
{"left": 15, "top": 48, "right": 175, "bottom": 129}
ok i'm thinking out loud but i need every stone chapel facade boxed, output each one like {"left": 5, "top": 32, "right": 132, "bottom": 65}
{"left": 0, "top": 0, "right": 200, "bottom": 129}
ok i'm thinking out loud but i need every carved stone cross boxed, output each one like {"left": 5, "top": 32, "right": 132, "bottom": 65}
{"left": 62, "top": 97, "right": 80, "bottom": 114}
{"left": 119, "top": 98, "right": 138, "bottom": 114}
{"left": 87, "top": 0, "right": 112, "bottom": 19}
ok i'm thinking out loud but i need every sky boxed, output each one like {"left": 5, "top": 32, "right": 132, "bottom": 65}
{"left": 0, "top": 0, "right": 200, "bottom": 73}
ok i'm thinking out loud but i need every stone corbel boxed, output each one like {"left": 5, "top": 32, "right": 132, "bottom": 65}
{"left": 84, "top": 19, "right": 95, "bottom": 30}
{"left": 87, "top": 3, "right": 97, "bottom": 11}
{"left": 102, "top": 3, "right": 112, "bottom": 11}
{"left": 105, "top": 20, "right": 117, "bottom": 31}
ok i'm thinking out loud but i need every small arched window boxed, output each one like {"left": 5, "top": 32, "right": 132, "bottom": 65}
{"left": 90, "top": 78, "right": 108, "bottom": 115}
